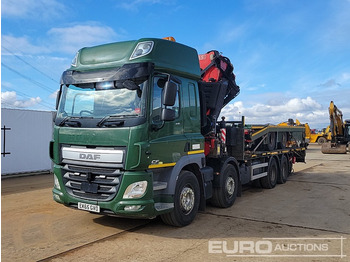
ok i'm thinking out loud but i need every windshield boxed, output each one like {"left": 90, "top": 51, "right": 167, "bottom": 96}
{"left": 56, "top": 79, "right": 147, "bottom": 121}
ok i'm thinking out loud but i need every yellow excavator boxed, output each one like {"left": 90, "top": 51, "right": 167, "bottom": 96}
{"left": 321, "top": 101, "right": 350, "bottom": 154}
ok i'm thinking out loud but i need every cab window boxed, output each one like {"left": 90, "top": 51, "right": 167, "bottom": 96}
{"left": 151, "top": 75, "right": 180, "bottom": 123}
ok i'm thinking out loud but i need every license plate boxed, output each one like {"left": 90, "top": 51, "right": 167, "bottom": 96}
{"left": 78, "top": 202, "right": 100, "bottom": 213}
{"left": 81, "top": 182, "right": 98, "bottom": 194}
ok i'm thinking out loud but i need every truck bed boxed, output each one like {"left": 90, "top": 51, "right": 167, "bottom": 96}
{"left": 226, "top": 122, "right": 306, "bottom": 162}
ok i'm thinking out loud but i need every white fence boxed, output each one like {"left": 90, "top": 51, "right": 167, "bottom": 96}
{"left": 1, "top": 108, "right": 54, "bottom": 175}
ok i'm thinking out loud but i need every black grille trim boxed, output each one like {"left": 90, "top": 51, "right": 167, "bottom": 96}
{"left": 62, "top": 164, "right": 123, "bottom": 201}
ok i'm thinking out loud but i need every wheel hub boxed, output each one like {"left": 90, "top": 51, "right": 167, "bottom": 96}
{"left": 226, "top": 177, "right": 235, "bottom": 196}
{"left": 180, "top": 186, "right": 195, "bottom": 214}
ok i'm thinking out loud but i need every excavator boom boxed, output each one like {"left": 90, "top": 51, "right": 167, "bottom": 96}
{"left": 321, "top": 101, "right": 349, "bottom": 154}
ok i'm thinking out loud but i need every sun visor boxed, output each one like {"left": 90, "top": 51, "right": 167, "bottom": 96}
{"left": 61, "top": 62, "right": 154, "bottom": 85}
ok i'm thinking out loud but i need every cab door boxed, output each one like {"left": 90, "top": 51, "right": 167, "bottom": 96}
{"left": 147, "top": 74, "right": 186, "bottom": 167}
{"left": 182, "top": 82, "right": 204, "bottom": 153}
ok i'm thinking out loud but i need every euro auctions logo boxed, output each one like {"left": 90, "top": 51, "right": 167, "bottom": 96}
{"left": 208, "top": 237, "right": 346, "bottom": 258}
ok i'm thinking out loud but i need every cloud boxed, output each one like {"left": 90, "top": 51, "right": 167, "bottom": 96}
{"left": 199, "top": 21, "right": 251, "bottom": 54}
{"left": 47, "top": 24, "right": 119, "bottom": 54}
{"left": 318, "top": 79, "right": 341, "bottom": 88}
{"left": 1, "top": 91, "right": 42, "bottom": 108}
{"left": 2, "top": 23, "right": 120, "bottom": 56}
{"left": 2, "top": 35, "right": 51, "bottom": 55}
{"left": 218, "top": 23, "right": 249, "bottom": 45}
{"left": 220, "top": 97, "right": 327, "bottom": 127}
{"left": 49, "top": 90, "right": 59, "bottom": 99}
{"left": 2, "top": 81, "right": 14, "bottom": 89}
{"left": 2, "top": 0, "right": 66, "bottom": 20}
{"left": 117, "top": 0, "right": 170, "bottom": 11}
{"left": 341, "top": 72, "right": 350, "bottom": 82}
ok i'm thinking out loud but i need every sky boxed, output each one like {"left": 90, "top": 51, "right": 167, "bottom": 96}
{"left": 2, "top": 0, "right": 350, "bottom": 129}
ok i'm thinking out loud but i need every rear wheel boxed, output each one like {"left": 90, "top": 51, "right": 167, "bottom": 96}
{"left": 279, "top": 132, "right": 288, "bottom": 149}
{"left": 266, "top": 132, "right": 276, "bottom": 151}
{"left": 261, "top": 157, "right": 278, "bottom": 189}
{"left": 210, "top": 164, "right": 238, "bottom": 208}
{"left": 161, "top": 170, "right": 200, "bottom": 227}
{"left": 277, "top": 155, "right": 289, "bottom": 184}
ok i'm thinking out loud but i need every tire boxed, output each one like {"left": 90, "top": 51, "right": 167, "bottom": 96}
{"left": 160, "top": 170, "right": 200, "bottom": 227}
{"left": 267, "top": 132, "right": 276, "bottom": 151}
{"left": 210, "top": 164, "right": 238, "bottom": 208}
{"left": 261, "top": 157, "right": 278, "bottom": 189}
{"left": 277, "top": 155, "right": 289, "bottom": 184}
{"left": 279, "top": 132, "right": 288, "bottom": 149}
{"left": 317, "top": 137, "right": 327, "bottom": 145}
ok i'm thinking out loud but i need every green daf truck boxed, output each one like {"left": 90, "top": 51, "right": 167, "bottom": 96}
{"left": 50, "top": 37, "right": 306, "bottom": 226}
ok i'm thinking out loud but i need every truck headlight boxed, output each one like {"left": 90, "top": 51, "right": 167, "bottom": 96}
{"left": 130, "top": 41, "right": 154, "bottom": 60}
{"left": 54, "top": 174, "right": 61, "bottom": 190}
{"left": 123, "top": 181, "right": 148, "bottom": 199}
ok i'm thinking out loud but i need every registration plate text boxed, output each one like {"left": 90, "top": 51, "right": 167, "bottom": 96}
{"left": 78, "top": 202, "right": 100, "bottom": 213}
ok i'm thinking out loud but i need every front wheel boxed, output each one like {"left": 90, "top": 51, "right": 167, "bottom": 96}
{"left": 161, "top": 170, "right": 200, "bottom": 227}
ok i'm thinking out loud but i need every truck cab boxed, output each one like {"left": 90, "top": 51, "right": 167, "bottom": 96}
{"left": 51, "top": 38, "right": 207, "bottom": 225}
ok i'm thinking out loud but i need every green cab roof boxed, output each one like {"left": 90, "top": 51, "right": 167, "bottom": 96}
{"left": 70, "top": 38, "right": 201, "bottom": 80}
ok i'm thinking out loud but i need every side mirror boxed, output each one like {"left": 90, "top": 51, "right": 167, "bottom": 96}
{"left": 161, "top": 108, "right": 176, "bottom": 121}
{"left": 162, "top": 81, "right": 177, "bottom": 106}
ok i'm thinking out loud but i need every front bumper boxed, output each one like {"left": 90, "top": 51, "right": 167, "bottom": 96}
{"left": 52, "top": 165, "right": 171, "bottom": 219}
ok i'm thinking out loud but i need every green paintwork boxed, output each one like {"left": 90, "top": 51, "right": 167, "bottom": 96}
{"left": 71, "top": 38, "right": 201, "bottom": 80}
{"left": 52, "top": 166, "right": 157, "bottom": 218}
{"left": 54, "top": 123, "right": 153, "bottom": 170}
{"left": 147, "top": 75, "right": 203, "bottom": 167}
{"left": 52, "top": 38, "right": 206, "bottom": 219}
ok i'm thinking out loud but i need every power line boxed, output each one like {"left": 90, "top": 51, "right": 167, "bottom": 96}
{"left": 2, "top": 37, "right": 60, "bottom": 83}
{"left": 1, "top": 101, "right": 15, "bottom": 108}
{"left": 2, "top": 45, "right": 59, "bottom": 84}
{"left": 2, "top": 62, "right": 57, "bottom": 93}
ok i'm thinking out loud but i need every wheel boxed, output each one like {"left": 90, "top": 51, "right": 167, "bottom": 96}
{"left": 277, "top": 155, "right": 289, "bottom": 184}
{"left": 279, "top": 132, "right": 288, "bottom": 149}
{"left": 210, "top": 164, "right": 238, "bottom": 208}
{"left": 266, "top": 132, "right": 276, "bottom": 151}
{"left": 317, "top": 137, "right": 327, "bottom": 145}
{"left": 160, "top": 170, "right": 200, "bottom": 227}
{"left": 261, "top": 157, "right": 278, "bottom": 189}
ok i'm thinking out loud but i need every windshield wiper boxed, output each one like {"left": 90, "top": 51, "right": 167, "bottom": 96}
{"left": 58, "top": 116, "right": 82, "bottom": 127}
{"left": 97, "top": 115, "right": 129, "bottom": 127}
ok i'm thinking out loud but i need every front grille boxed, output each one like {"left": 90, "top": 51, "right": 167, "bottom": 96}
{"left": 62, "top": 164, "right": 123, "bottom": 201}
